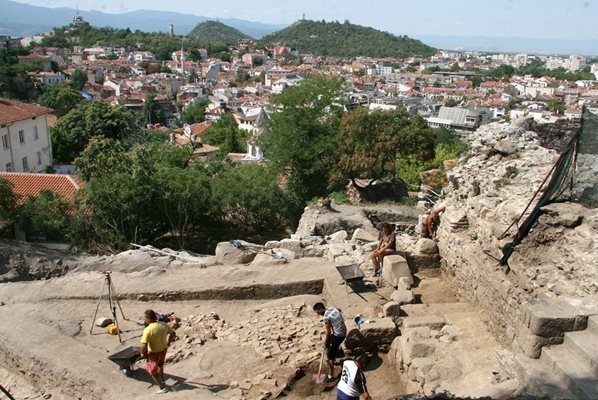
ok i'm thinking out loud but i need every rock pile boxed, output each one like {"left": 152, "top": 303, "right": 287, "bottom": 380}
{"left": 166, "top": 303, "right": 324, "bottom": 398}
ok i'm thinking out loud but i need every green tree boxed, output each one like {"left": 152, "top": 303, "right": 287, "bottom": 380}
{"left": 153, "top": 167, "right": 211, "bottom": 248}
{"left": 69, "top": 69, "right": 88, "bottom": 90}
{"left": 75, "top": 138, "right": 130, "bottom": 181}
{"left": 37, "top": 84, "right": 81, "bottom": 117}
{"left": 490, "top": 64, "right": 516, "bottom": 81}
{"left": 211, "top": 164, "right": 291, "bottom": 234}
{"left": 17, "top": 190, "right": 74, "bottom": 241}
{"left": 0, "top": 178, "right": 17, "bottom": 221}
{"left": 334, "top": 109, "right": 435, "bottom": 186}
{"left": 143, "top": 92, "right": 165, "bottom": 125}
{"left": 51, "top": 101, "right": 135, "bottom": 162}
{"left": 203, "top": 113, "right": 247, "bottom": 155}
{"left": 181, "top": 100, "right": 209, "bottom": 124}
{"left": 260, "top": 75, "right": 347, "bottom": 202}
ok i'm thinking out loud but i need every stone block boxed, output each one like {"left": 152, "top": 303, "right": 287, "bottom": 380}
{"left": 406, "top": 252, "right": 440, "bottom": 271}
{"left": 523, "top": 300, "right": 589, "bottom": 338}
{"left": 351, "top": 228, "right": 377, "bottom": 243}
{"left": 391, "top": 289, "right": 414, "bottom": 305}
{"left": 301, "top": 245, "right": 326, "bottom": 258}
{"left": 328, "top": 230, "right": 348, "bottom": 243}
{"left": 403, "top": 339, "right": 437, "bottom": 365}
{"left": 264, "top": 241, "right": 281, "bottom": 249}
{"left": 215, "top": 241, "right": 257, "bottom": 265}
{"left": 327, "top": 243, "right": 355, "bottom": 261}
{"left": 345, "top": 318, "right": 398, "bottom": 350}
{"left": 515, "top": 332, "right": 564, "bottom": 359}
{"left": 403, "top": 315, "right": 447, "bottom": 331}
{"left": 398, "top": 277, "right": 411, "bottom": 290}
{"left": 382, "top": 255, "right": 413, "bottom": 288}
{"left": 250, "top": 252, "right": 288, "bottom": 267}
{"left": 383, "top": 301, "right": 402, "bottom": 317}
{"left": 410, "top": 357, "right": 435, "bottom": 383}
{"left": 415, "top": 239, "right": 438, "bottom": 255}
{"left": 279, "top": 239, "right": 302, "bottom": 253}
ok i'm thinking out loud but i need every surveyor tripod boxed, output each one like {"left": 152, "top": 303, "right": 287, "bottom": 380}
{"left": 90, "top": 271, "right": 127, "bottom": 343}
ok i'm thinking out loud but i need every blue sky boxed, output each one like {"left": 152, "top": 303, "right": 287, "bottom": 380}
{"left": 12, "top": 0, "right": 598, "bottom": 39}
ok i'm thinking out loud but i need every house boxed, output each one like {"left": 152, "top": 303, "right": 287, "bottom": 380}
{"left": 0, "top": 99, "right": 53, "bottom": 173}
{"left": 426, "top": 106, "right": 492, "bottom": 131}
{"left": 565, "top": 106, "right": 583, "bottom": 120}
{"left": 0, "top": 172, "right": 82, "bottom": 243}
{"left": 272, "top": 75, "right": 304, "bottom": 94}
{"left": 28, "top": 71, "right": 65, "bottom": 86}
{"left": 17, "top": 53, "right": 52, "bottom": 71}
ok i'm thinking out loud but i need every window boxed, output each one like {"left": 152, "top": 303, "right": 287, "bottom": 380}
{"left": 18, "top": 129, "right": 25, "bottom": 144}
{"left": 5, "top": 163, "right": 12, "bottom": 172}
{"left": 1, "top": 134, "right": 8, "bottom": 149}
{"left": 37, "top": 151, "right": 42, "bottom": 165}
{"left": 22, "top": 156, "right": 28, "bottom": 171}
{"left": 33, "top": 126, "right": 39, "bottom": 140}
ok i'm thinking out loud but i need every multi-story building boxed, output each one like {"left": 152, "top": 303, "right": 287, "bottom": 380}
{"left": 0, "top": 99, "right": 53, "bottom": 173}
{"left": 565, "top": 54, "right": 586, "bottom": 72}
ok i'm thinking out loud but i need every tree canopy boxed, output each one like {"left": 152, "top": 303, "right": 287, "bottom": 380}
{"left": 52, "top": 101, "right": 136, "bottom": 163}
{"left": 260, "top": 75, "right": 347, "bottom": 202}
{"left": 332, "top": 109, "right": 435, "bottom": 186}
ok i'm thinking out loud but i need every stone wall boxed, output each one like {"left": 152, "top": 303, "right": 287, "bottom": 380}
{"left": 436, "top": 119, "right": 598, "bottom": 357}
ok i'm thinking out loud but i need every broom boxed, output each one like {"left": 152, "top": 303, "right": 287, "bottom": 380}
{"left": 312, "top": 350, "right": 326, "bottom": 383}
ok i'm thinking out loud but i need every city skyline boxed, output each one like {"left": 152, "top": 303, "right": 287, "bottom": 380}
{"left": 9, "top": 0, "right": 598, "bottom": 41}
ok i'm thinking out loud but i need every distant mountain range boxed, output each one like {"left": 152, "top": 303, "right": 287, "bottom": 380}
{"left": 0, "top": 0, "right": 283, "bottom": 38}
{"left": 1, "top": 0, "right": 595, "bottom": 55}
{"left": 410, "top": 35, "right": 598, "bottom": 56}
{"left": 261, "top": 20, "right": 435, "bottom": 58}
{"left": 188, "top": 21, "right": 252, "bottom": 43}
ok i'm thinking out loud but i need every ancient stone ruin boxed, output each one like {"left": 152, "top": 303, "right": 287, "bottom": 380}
{"left": 0, "top": 117, "right": 597, "bottom": 399}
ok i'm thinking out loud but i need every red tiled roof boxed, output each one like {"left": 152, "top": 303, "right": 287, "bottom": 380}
{"left": 0, "top": 99, "right": 53, "bottom": 125}
{"left": 0, "top": 172, "right": 83, "bottom": 201}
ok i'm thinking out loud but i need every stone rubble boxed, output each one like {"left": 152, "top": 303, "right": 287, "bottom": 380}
{"left": 165, "top": 303, "right": 325, "bottom": 398}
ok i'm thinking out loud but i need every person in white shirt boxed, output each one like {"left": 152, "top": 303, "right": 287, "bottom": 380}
{"left": 313, "top": 302, "right": 347, "bottom": 383}
{"left": 337, "top": 355, "right": 372, "bottom": 400}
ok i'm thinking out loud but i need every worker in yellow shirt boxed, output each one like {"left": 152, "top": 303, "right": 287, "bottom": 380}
{"left": 140, "top": 309, "right": 177, "bottom": 394}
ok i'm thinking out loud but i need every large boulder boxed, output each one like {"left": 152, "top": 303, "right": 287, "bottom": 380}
{"left": 215, "top": 241, "right": 257, "bottom": 265}
{"left": 351, "top": 228, "right": 378, "bottom": 243}
{"left": 382, "top": 255, "right": 413, "bottom": 288}
{"left": 391, "top": 289, "right": 415, "bottom": 305}
{"left": 328, "top": 230, "right": 348, "bottom": 243}
{"left": 250, "top": 252, "right": 289, "bottom": 267}
{"left": 345, "top": 318, "right": 398, "bottom": 350}
{"left": 415, "top": 239, "right": 438, "bottom": 255}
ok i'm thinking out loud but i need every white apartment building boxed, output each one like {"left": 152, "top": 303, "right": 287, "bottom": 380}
{"left": 565, "top": 54, "right": 586, "bottom": 72}
{"left": 0, "top": 99, "right": 53, "bottom": 173}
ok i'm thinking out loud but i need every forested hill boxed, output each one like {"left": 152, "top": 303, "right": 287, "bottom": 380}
{"left": 260, "top": 19, "right": 436, "bottom": 58}
{"left": 188, "top": 21, "right": 252, "bottom": 43}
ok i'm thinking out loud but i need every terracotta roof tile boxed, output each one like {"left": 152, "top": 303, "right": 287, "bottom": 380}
{"left": 0, "top": 172, "right": 83, "bottom": 201}
{"left": 0, "top": 99, "right": 53, "bottom": 125}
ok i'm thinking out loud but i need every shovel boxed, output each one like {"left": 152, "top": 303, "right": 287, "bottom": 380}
{"left": 312, "top": 350, "right": 326, "bottom": 383}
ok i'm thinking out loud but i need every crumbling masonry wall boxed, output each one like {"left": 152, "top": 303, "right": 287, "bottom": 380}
{"left": 435, "top": 119, "right": 598, "bottom": 357}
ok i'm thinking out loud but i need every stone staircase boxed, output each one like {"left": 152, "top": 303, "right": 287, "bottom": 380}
{"left": 515, "top": 315, "right": 598, "bottom": 400}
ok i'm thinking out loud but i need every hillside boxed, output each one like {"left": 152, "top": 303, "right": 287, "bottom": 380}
{"left": 188, "top": 21, "right": 252, "bottom": 43}
{"left": 0, "top": 0, "right": 282, "bottom": 38}
{"left": 260, "top": 19, "right": 436, "bottom": 58}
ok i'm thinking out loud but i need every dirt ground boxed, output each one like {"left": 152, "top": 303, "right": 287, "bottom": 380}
{"left": 0, "top": 247, "right": 460, "bottom": 400}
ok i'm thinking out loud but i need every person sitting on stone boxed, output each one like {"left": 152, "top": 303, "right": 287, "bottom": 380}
{"left": 421, "top": 206, "right": 446, "bottom": 241}
{"left": 370, "top": 222, "right": 396, "bottom": 276}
